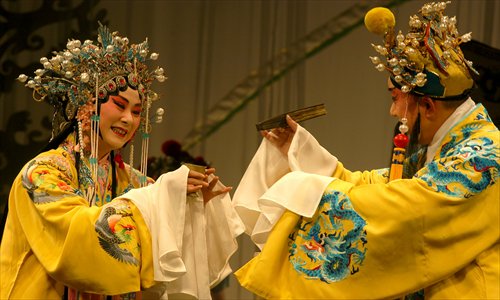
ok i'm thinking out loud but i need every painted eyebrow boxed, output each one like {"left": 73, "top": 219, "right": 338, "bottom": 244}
{"left": 114, "top": 95, "right": 142, "bottom": 107}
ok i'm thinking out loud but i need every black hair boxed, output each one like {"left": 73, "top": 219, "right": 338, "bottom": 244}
{"left": 39, "top": 120, "right": 77, "bottom": 153}
{"left": 110, "top": 150, "right": 117, "bottom": 198}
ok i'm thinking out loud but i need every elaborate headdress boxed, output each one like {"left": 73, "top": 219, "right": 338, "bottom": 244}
{"left": 364, "top": 1, "right": 477, "bottom": 100}
{"left": 18, "top": 22, "right": 166, "bottom": 190}
{"left": 364, "top": 2, "right": 478, "bottom": 180}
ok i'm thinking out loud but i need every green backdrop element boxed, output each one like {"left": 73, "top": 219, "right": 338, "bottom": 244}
{"left": 181, "top": 0, "right": 410, "bottom": 150}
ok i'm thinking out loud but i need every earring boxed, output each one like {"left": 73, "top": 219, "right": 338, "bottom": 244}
{"left": 399, "top": 117, "right": 408, "bottom": 134}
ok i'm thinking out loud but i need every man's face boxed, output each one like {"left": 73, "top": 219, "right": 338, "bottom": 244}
{"left": 388, "top": 80, "right": 420, "bottom": 141}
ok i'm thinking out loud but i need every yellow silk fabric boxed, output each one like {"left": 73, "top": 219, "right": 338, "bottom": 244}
{"left": 1, "top": 140, "right": 155, "bottom": 299}
{"left": 236, "top": 180, "right": 499, "bottom": 299}
{"left": 235, "top": 104, "right": 499, "bottom": 299}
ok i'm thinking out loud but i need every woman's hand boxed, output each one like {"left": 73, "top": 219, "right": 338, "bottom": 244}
{"left": 260, "top": 115, "right": 298, "bottom": 156}
{"left": 187, "top": 169, "right": 208, "bottom": 194}
{"left": 186, "top": 168, "right": 232, "bottom": 203}
{"left": 201, "top": 168, "right": 232, "bottom": 203}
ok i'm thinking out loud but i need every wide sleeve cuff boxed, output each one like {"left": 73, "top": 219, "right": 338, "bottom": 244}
{"left": 288, "top": 124, "right": 338, "bottom": 175}
{"left": 233, "top": 125, "right": 337, "bottom": 248}
{"left": 121, "top": 166, "right": 244, "bottom": 300}
{"left": 250, "top": 172, "right": 335, "bottom": 250}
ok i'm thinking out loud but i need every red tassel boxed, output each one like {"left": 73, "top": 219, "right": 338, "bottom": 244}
{"left": 389, "top": 134, "right": 409, "bottom": 181}
{"left": 114, "top": 153, "right": 125, "bottom": 169}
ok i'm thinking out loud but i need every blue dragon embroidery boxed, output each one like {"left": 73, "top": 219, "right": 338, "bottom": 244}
{"left": 288, "top": 190, "right": 367, "bottom": 283}
{"left": 417, "top": 123, "right": 499, "bottom": 198}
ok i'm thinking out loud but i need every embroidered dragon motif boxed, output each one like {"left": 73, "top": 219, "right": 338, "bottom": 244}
{"left": 288, "top": 190, "right": 367, "bottom": 283}
{"left": 417, "top": 123, "right": 499, "bottom": 198}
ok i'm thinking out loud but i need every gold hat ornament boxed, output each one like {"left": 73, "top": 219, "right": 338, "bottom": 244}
{"left": 365, "top": 1, "right": 478, "bottom": 100}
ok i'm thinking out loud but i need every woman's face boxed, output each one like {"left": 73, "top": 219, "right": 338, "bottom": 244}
{"left": 98, "top": 88, "right": 142, "bottom": 158}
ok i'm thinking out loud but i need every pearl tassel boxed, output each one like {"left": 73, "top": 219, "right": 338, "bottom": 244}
{"left": 129, "top": 143, "right": 134, "bottom": 179}
{"left": 140, "top": 134, "right": 149, "bottom": 187}
{"left": 88, "top": 76, "right": 100, "bottom": 206}
{"left": 139, "top": 95, "right": 151, "bottom": 187}
{"left": 78, "top": 121, "right": 85, "bottom": 153}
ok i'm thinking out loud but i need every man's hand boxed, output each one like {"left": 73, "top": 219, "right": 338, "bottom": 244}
{"left": 260, "top": 115, "right": 298, "bottom": 156}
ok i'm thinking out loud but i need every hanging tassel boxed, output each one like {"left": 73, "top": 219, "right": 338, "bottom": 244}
{"left": 77, "top": 120, "right": 85, "bottom": 153}
{"left": 139, "top": 90, "right": 151, "bottom": 187}
{"left": 389, "top": 133, "right": 409, "bottom": 181}
{"left": 129, "top": 143, "right": 135, "bottom": 178}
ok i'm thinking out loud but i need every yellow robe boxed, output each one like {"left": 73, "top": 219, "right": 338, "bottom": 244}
{"left": 235, "top": 104, "right": 499, "bottom": 299}
{"left": 0, "top": 134, "right": 155, "bottom": 299}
